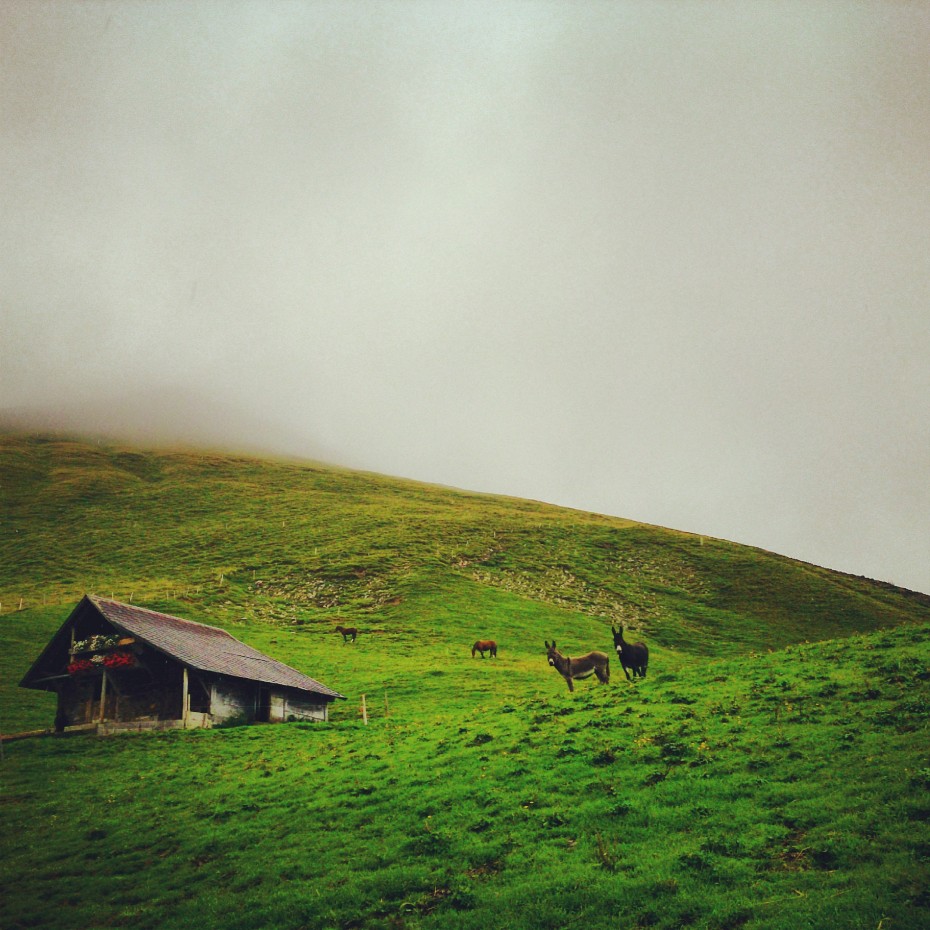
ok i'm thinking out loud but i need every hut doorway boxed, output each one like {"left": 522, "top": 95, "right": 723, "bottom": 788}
{"left": 255, "top": 687, "right": 271, "bottom": 722}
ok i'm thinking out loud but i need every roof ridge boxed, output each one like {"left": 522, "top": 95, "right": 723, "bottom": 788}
{"left": 88, "top": 595, "right": 234, "bottom": 637}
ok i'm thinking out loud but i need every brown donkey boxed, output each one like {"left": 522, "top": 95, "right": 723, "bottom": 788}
{"left": 545, "top": 640, "right": 610, "bottom": 692}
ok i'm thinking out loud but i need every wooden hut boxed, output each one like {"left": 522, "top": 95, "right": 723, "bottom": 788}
{"left": 20, "top": 595, "right": 344, "bottom": 734}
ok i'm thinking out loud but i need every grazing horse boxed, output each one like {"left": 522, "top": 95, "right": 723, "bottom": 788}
{"left": 612, "top": 625, "right": 648, "bottom": 680}
{"left": 471, "top": 639, "right": 497, "bottom": 658}
{"left": 335, "top": 625, "right": 358, "bottom": 643}
{"left": 545, "top": 640, "right": 610, "bottom": 692}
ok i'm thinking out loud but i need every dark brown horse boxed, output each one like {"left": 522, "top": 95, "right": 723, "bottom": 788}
{"left": 335, "top": 625, "right": 358, "bottom": 643}
{"left": 612, "top": 625, "right": 648, "bottom": 679}
{"left": 545, "top": 640, "right": 610, "bottom": 692}
{"left": 471, "top": 639, "right": 497, "bottom": 658}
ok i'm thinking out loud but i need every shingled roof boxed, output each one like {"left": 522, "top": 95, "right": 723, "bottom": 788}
{"left": 23, "top": 596, "right": 344, "bottom": 700}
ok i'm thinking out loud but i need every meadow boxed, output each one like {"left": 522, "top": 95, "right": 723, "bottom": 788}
{"left": 1, "top": 433, "right": 928, "bottom": 929}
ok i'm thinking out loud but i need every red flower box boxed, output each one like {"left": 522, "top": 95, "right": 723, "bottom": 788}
{"left": 102, "top": 651, "right": 135, "bottom": 669}
{"left": 67, "top": 659, "right": 94, "bottom": 675}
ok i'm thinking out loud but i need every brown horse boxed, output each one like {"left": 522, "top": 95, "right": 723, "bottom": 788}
{"left": 471, "top": 640, "right": 497, "bottom": 658}
{"left": 612, "top": 625, "right": 648, "bottom": 680}
{"left": 335, "top": 625, "right": 357, "bottom": 643}
{"left": 545, "top": 640, "right": 610, "bottom": 692}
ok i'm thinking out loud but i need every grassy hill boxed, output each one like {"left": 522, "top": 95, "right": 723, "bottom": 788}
{"left": 1, "top": 432, "right": 928, "bottom": 930}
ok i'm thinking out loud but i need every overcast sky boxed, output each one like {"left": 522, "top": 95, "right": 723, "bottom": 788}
{"left": 3, "top": 1, "right": 929, "bottom": 593}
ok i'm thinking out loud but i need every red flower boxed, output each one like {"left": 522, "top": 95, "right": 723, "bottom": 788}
{"left": 102, "top": 651, "right": 135, "bottom": 669}
{"left": 67, "top": 659, "right": 94, "bottom": 675}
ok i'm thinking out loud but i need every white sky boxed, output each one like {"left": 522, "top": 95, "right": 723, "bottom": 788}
{"left": 3, "top": 1, "right": 929, "bottom": 593}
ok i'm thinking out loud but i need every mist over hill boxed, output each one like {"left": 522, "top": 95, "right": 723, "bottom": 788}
{"left": 0, "top": 389, "right": 335, "bottom": 463}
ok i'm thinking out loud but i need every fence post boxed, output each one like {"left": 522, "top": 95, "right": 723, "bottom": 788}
{"left": 360, "top": 694, "right": 368, "bottom": 726}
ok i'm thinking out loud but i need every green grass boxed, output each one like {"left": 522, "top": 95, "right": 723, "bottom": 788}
{"left": 1, "top": 432, "right": 929, "bottom": 929}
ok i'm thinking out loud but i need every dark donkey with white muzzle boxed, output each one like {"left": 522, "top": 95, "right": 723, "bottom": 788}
{"left": 612, "top": 625, "right": 648, "bottom": 680}
{"left": 545, "top": 640, "right": 610, "bottom": 692}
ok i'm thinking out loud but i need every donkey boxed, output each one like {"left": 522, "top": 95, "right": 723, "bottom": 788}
{"left": 612, "top": 625, "right": 648, "bottom": 680}
{"left": 545, "top": 640, "right": 610, "bottom": 692}
{"left": 472, "top": 639, "right": 498, "bottom": 658}
{"left": 335, "top": 625, "right": 358, "bottom": 643}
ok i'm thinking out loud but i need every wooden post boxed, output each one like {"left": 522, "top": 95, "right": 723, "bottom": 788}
{"left": 99, "top": 670, "right": 108, "bottom": 722}
{"left": 360, "top": 693, "right": 368, "bottom": 726}
{"left": 182, "top": 668, "right": 189, "bottom": 728}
